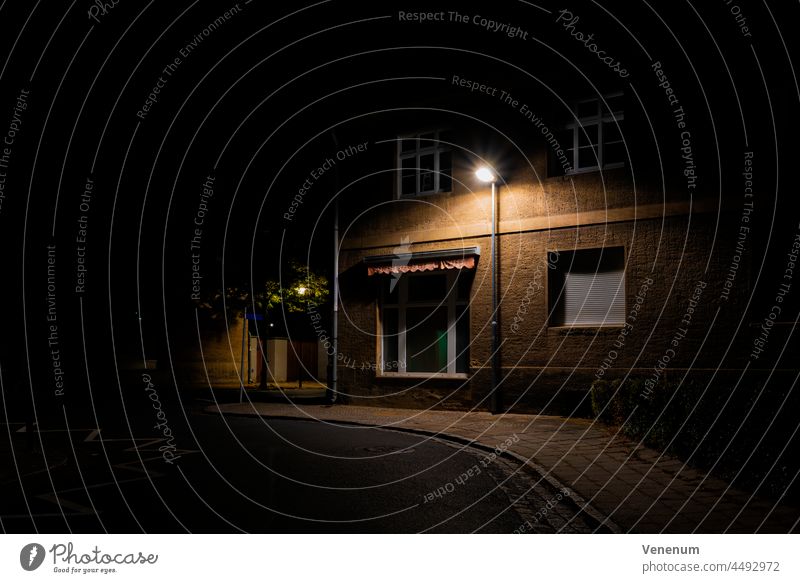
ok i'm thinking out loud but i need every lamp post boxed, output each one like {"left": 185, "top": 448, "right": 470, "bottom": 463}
{"left": 240, "top": 306, "right": 247, "bottom": 403}
{"left": 297, "top": 285, "right": 307, "bottom": 390}
{"left": 476, "top": 167, "right": 502, "bottom": 414}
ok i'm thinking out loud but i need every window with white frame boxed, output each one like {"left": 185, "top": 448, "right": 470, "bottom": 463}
{"left": 380, "top": 271, "right": 469, "bottom": 375}
{"left": 398, "top": 131, "right": 452, "bottom": 196}
{"left": 553, "top": 93, "right": 625, "bottom": 175}
{"left": 548, "top": 247, "right": 625, "bottom": 326}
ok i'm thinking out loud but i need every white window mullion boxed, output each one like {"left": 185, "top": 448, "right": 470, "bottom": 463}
{"left": 573, "top": 126, "right": 580, "bottom": 169}
{"left": 434, "top": 131, "right": 440, "bottom": 193}
{"left": 446, "top": 272, "right": 457, "bottom": 374}
{"left": 415, "top": 153, "right": 420, "bottom": 196}
{"left": 434, "top": 149, "right": 439, "bottom": 193}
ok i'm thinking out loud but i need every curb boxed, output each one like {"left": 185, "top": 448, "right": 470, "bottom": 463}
{"left": 206, "top": 404, "right": 622, "bottom": 534}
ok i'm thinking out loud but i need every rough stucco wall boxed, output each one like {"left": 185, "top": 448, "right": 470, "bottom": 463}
{"left": 334, "top": 129, "right": 767, "bottom": 412}
{"left": 337, "top": 205, "right": 759, "bottom": 414}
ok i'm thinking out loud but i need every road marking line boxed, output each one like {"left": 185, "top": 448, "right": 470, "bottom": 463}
{"left": 57, "top": 477, "right": 150, "bottom": 494}
{"left": 16, "top": 426, "right": 97, "bottom": 434}
{"left": 2, "top": 512, "right": 92, "bottom": 518}
{"left": 84, "top": 429, "right": 101, "bottom": 442}
{"left": 112, "top": 456, "right": 167, "bottom": 478}
{"left": 124, "top": 438, "right": 169, "bottom": 451}
{"left": 37, "top": 493, "right": 96, "bottom": 515}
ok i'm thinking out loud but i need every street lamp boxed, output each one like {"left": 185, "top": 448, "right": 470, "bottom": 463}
{"left": 475, "top": 166, "right": 502, "bottom": 414}
{"left": 475, "top": 167, "right": 495, "bottom": 183}
{"left": 296, "top": 284, "right": 309, "bottom": 389}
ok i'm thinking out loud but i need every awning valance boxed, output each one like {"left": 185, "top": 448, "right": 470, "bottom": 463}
{"left": 364, "top": 247, "right": 480, "bottom": 276}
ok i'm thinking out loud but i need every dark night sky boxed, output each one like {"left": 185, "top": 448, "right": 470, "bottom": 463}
{"left": 0, "top": 0, "right": 798, "bottom": 409}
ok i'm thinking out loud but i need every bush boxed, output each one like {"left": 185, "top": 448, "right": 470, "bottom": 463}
{"left": 589, "top": 375, "right": 799, "bottom": 502}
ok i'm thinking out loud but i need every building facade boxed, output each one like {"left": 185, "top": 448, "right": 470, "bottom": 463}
{"left": 333, "top": 92, "right": 784, "bottom": 414}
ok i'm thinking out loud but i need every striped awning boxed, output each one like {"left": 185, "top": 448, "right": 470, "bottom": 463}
{"left": 364, "top": 247, "right": 480, "bottom": 276}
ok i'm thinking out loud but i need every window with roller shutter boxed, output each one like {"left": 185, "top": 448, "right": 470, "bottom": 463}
{"left": 548, "top": 247, "right": 626, "bottom": 326}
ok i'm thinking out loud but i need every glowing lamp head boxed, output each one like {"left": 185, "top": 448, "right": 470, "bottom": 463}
{"left": 475, "top": 167, "right": 496, "bottom": 183}
{"left": 297, "top": 286, "right": 307, "bottom": 296}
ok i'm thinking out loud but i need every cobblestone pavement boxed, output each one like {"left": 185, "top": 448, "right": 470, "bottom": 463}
{"left": 207, "top": 401, "right": 800, "bottom": 533}
{"left": 480, "top": 454, "right": 596, "bottom": 534}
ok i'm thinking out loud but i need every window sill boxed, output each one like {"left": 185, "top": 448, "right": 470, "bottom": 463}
{"left": 548, "top": 164, "right": 625, "bottom": 179}
{"left": 548, "top": 324, "right": 625, "bottom": 332}
{"left": 398, "top": 189, "right": 453, "bottom": 199}
{"left": 376, "top": 372, "right": 469, "bottom": 380}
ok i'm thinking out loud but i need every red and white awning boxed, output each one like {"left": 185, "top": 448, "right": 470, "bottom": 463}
{"left": 363, "top": 247, "right": 480, "bottom": 276}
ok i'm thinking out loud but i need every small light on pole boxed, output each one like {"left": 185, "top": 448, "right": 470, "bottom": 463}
{"left": 475, "top": 166, "right": 502, "bottom": 414}
{"left": 296, "top": 285, "right": 308, "bottom": 388}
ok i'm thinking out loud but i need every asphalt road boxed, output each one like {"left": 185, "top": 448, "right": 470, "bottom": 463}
{"left": 1, "top": 410, "right": 587, "bottom": 533}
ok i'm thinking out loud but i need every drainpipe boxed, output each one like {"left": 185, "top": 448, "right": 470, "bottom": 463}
{"left": 328, "top": 130, "right": 340, "bottom": 404}
{"left": 490, "top": 180, "right": 502, "bottom": 414}
{"left": 240, "top": 306, "right": 247, "bottom": 403}
{"left": 329, "top": 200, "right": 339, "bottom": 404}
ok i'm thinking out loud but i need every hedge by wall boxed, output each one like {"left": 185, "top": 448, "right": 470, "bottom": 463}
{"left": 590, "top": 374, "right": 799, "bottom": 502}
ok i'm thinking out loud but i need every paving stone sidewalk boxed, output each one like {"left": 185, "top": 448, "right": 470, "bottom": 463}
{"left": 207, "top": 401, "right": 799, "bottom": 533}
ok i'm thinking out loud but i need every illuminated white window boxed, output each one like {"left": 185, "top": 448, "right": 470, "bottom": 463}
{"left": 380, "top": 271, "right": 469, "bottom": 374}
{"left": 554, "top": 93, "right": 625, "bottom": 174}
{"left": 397, "top": 131, "right": 452, "bottom": 196}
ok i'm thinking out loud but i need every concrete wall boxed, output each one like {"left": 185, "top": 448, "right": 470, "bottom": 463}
{"left": 267, "top": 338, "right": 288, "bottom": 382}
{"left": 174, "top": 315, "right": 247, "bottom": 386}
{"left": 174, "top": 320, "right": 329, "bottom": 387}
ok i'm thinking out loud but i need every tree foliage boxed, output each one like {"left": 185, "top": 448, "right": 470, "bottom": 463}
{"left": 195, "top": 261, "right": 329, "bottom": 320}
